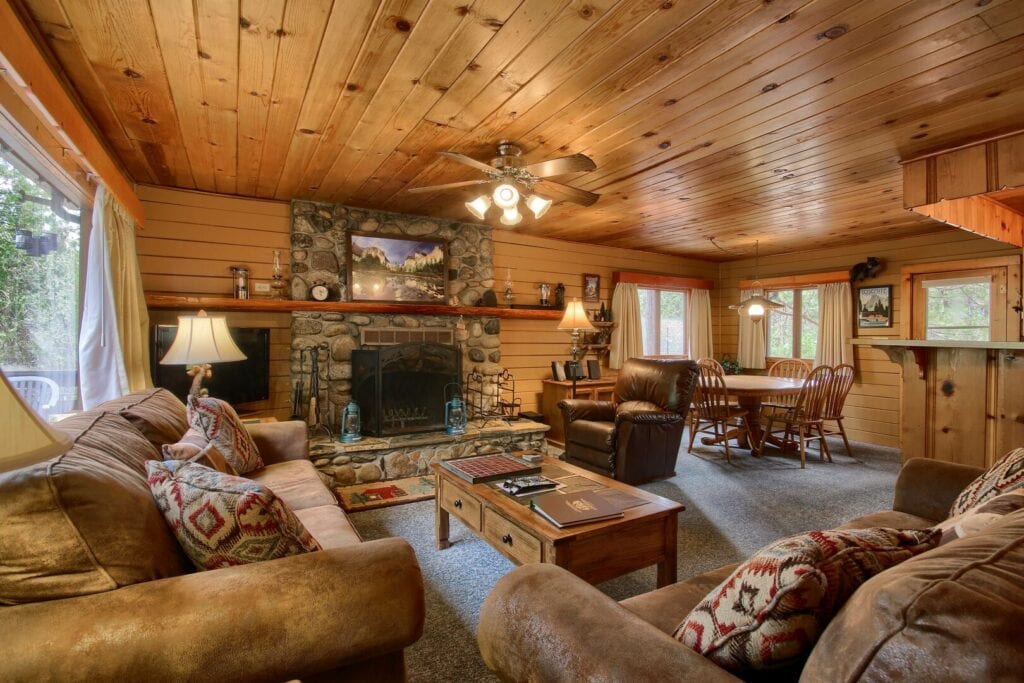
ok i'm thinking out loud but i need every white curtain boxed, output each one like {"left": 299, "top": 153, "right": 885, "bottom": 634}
{"left": 816, "top": 281, "right": 854, "bottom": 367}
{"left": 687, "top": 288, "right": 714, "bottom": 360}
{"left": 79, "top": 186, "right": 151, "bottom": 408}
{"left": 737, "top": 289, "right": 766, "bottom": 369}
{"left": 610, "top": 283, "right": 643, "bottom": 369}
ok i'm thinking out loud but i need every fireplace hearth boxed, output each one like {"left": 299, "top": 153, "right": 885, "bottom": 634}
{"left": 351, "top": 342, "right": 462, "bottom": 437}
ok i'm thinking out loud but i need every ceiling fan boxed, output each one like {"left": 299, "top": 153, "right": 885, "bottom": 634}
{"left": 407, "top": 142, "right": 599, "bottom": 225}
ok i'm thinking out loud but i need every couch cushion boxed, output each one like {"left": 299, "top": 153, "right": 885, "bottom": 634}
{"left": 838, "top": 510, "right": 936, "bottom": 530}
{"left": 674, "top": 527, "right": 940, "bottom": 673}
{"left": 567, "top": 420, "right": 615, "bottom": 451}
{"left": 248, "top": 460, "right": 338, "bottom": 511}
{"left": 96, "top": 387, "right": 188, "bottom": 448}
{"left": 185, "top": 395, "right": 263, "bottom": 474}
{"left": 803, "top": 510, "right": 1024, "bottom": 682}
{"left": 293, "top": 504, "right": 363, "bottom": 549}
{"left": 147, "top": 460, "right": 320, "bottom": 570}
{"left": 0, "top": 412, "right": 189, "bottom": 605}
{"left": 949, "top": 446, "right": 1024, "bottom": 517}
{"left": 621, "top": 564, "right": 739, "bottom": 635}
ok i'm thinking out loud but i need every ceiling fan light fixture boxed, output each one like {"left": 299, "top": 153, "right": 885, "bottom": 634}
{"left": 465, "top": 194, "right": 491, "bottom": 220}
{"left": 493, "top": 183, "right": 520, "bottom": 209}
{"left": 525, "top": 194, "right": 552, "bottom": 219}
{"left": 500, "top": 206, "right": 522, "bottom": 226}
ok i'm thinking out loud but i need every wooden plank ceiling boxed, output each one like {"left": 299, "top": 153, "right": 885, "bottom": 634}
{"left": 16, "top": 0, "right": 1024, "bottom": 260}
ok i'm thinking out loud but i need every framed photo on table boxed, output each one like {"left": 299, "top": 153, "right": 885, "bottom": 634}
{"left": 857, "top": 285, "right": 893, "bottom": 328}
{"left": 582, "top": 273, "right": 600, "bottom": 302}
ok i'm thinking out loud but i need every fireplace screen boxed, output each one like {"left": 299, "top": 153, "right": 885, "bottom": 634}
{"left": 351, "top": 342, "right": 462, "bottom": 436}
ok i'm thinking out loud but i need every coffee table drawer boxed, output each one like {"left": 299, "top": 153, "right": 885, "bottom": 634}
{"left": 483, "top": 509, "right": 543, "bottom": 565}
{"left": 440, "top": 480, "right": 481, "bottom": 531}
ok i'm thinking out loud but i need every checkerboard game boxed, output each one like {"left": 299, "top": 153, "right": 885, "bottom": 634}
{"left": 441, "top": 454, "right": 541, "bottom": 484}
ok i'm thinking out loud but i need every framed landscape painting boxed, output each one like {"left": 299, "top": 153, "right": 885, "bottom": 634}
{"left": 582, "top": 273, "right": 600, "bottom": 302}
{"left": 347, "top": 232, "right": 448, "bottom": 304}
{"left": 857, "top": 285, "right": 892, "bottom": 328}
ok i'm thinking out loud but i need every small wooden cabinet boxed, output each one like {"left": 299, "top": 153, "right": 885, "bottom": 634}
{"left": 542, "top": 378, "right": 617, "bottom": 446}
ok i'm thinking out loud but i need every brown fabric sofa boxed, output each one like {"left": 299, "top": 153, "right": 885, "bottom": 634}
{"left": 477, "top": 457, "right": 1024, "bottom": 682}
{"left": 0, "top": 388, "right": 424, "bottom": 683}
{"left": 558, "top": 358, "right": 699, "bottom": 484}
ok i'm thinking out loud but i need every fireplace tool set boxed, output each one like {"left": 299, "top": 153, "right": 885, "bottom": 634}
{"left": 466, "top": 368, "right": 521, "bottom": 423}
{"left": 291, "top": 344, "right": 332, "bottom": 438}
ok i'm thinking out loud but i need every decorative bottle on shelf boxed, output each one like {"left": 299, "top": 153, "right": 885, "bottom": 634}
{"left": 504, "top": 267, "right": 514, "bottom": 307}
{"left": 270, "top": 250, "right": 288, "bottom": 300}
{"left": 598, "top": 302, "right": 607, "bottom": 321}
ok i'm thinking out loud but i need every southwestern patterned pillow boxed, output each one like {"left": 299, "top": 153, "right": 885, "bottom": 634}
{"left": 673, "top": 527, "right": 939, "bottom": 672}
{"left": 146, "top": 459, "right": 319, "bottom": 570}
{"left": 162, "top": 440, "right": 238, "bottom": 476}
{"left": 184, "top": 395, "right": 263, "bottom": 474}
{"left": 937, "top": 490, "right": 1024, "bottom": 545}
{"left": 949, "top": 447, "right": 1024, "bottom": 517}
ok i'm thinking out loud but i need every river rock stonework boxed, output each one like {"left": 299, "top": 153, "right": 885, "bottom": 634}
{"left": 289, "top": 200, "right": 506, "bottom": 434}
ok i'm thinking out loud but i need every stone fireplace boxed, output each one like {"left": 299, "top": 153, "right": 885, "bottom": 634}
{"left": 351, "top": 342, "right": 462, "bottom": 437}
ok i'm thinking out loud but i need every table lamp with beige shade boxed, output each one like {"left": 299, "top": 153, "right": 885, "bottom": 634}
{"left": 1, "top": 370, "right": 71, "bottom": 472}
{"left": 159, "top": 310, "right": 247, "bottom": 398}
{"left": 558, "top": 299, "right": 596, "bottom": 398}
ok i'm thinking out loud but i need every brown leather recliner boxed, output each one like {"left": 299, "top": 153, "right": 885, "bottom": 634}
{"left": 557, "top": 358, "right": 699, "bottom": 485}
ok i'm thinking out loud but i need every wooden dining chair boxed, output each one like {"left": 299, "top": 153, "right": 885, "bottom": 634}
{"left": 689, "top": 358, "right": 726, "bottom": 435}
{"left": 688, "top": 362, "right": 747, "bottom": 463}
{"left": 821, "top": 364, "right": 856, "bottom": 455}
{"left": 762, "top": 359, "right": 810, "bottom": 416}
{"left": 760, "top": 364, "right": 834, "bottom": 468}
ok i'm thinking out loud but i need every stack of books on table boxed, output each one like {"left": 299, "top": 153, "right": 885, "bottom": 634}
{"left": 530, "top": 489, "right": 625, "bottom": 528}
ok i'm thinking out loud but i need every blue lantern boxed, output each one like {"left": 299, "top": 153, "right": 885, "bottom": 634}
{"left": 444, "top": 383, "right": 467, "bottom": 436}
{"left": 340, "top": 400, "right": 362, "bottom": 443}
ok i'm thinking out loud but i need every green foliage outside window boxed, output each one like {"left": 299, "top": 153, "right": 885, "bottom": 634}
{"left": 925, "top": 283, "right": 990, "bottom": 341}
{"left": 0, "top": 156, "right": 81, "bottom": 374}
{"left": 767, "top": 287, "right": 818, "bottom": 360}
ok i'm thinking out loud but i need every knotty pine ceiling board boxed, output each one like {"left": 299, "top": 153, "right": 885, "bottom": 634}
{"left": 16, "top": 0, "right": 1024, "bottom": 261}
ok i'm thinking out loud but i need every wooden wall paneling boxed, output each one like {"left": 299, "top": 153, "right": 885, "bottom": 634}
{"left": 235, "top": 0, "right": 286, "bottom": 196}
{"left": 934, "top": 144, "right": 988, "bottom": 201}
{"left": 912, "top": 195, "right": 1024, "bottom": 247}
{"left": 993, "top": 351, "right": 1024, "bottom": 462}
{"left": 930, "top": 348, "right": 989, "bottom": 467}
{"left": 252, "top": 0, "right": 331, "bottom": 198}
{"left": 195, "top": 0, "right": 240, "bottom": 195}
{"left": 997, "top": 133, "right": 1024, "bottom": 189}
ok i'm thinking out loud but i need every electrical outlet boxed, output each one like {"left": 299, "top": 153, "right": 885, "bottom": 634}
{"left": 254, "top": 282, "right": 271, "bottom": 294}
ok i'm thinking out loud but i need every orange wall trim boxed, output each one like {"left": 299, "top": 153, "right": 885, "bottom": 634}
{"left": 613, "top": 271, "right": 714, "bottom": 290}
{"left": 738, "top": 270, "right": 849, "bottom": 289}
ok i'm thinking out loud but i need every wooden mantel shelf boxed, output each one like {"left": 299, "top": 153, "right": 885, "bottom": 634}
{"left": 145, "top": 293, "right": 565, "bottom": 320}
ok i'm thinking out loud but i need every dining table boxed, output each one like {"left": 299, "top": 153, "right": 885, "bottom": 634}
{"left": 700, "top": 374, "right": 804, "bottom": 456}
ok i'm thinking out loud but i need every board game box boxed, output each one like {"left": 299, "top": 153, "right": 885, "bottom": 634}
{"left": 441, "top": 453, "right": 541, "bottom": 484}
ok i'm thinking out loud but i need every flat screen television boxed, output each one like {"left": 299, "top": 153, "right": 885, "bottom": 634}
{"left": 151, "top": 325, "right": 270, "bottom": 405}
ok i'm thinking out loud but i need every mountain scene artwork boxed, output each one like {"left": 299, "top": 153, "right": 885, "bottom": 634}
{"left": 348, "top": 233, "right": 447, "bottom": 304}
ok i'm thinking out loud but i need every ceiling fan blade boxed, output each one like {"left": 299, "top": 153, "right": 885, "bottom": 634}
{"left": 406, "top": 179, "right": 492, "bottom": 194}
{"left": 438, "top": 151, "right": 502, "bottom": 175}
{"left": 521, "top": 153, "right": 597, "bottom": 178}
{"left": 534, "top": 179, "right": 600, "bottom": 207}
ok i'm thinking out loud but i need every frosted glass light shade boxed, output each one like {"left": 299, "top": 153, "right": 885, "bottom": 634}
{"left": 493, "top": 183, "right": 520, "bottom": 209}
{"left": 465, "top": 195, "right": 491, "bottom": 220}
{"left": 160, "top": 310, "right": 247, "bottom": 365}
{"left": 500, "top": 206, "right": 523, "bottom": 226}
{"left": 525, "top": 194, "right": 552, "bottom": 219}
{"left": 1, "top": 370, "right": 71, "bottom": 472}
{"left": 557, "top": 299, "right": 595, "bottom": 331}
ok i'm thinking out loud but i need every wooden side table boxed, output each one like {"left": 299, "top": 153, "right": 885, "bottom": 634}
{"left": 541, "top": 378, "right": 616, "bottom": 447}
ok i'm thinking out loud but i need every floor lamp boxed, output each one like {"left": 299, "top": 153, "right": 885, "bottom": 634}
{"left": 159, "top": 310, "right": 247, "bottom": 398}
{"left": 1, "top": 370, "right": 71, "bottom": 472}
{"left": 557, "top": 299, "right": 595, "bottom": 398}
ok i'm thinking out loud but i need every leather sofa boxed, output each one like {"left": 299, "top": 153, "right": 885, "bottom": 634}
{"left": 477, "top": 457, "right": 1024, "bottom": 681}
{"left": 558, "top": 358, "right": 699, "bottom": 484}
{"left": 0, "top": 388, "right": 424, "bottom": 683}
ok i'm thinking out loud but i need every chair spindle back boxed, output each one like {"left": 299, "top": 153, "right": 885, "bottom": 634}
{"left": 822, "top": 364, "right": 855, "bottom": 420}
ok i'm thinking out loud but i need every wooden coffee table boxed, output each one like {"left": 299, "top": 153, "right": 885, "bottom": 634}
{"left": 432, "top": 456, "right": 684, "bottom": 587}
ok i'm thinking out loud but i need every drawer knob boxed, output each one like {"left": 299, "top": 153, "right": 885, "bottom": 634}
{"left": 502, "top": 533, "right": 513, "bottom": 545}
{"left": 453, "top": 499, "right": 463, "bottom": 509}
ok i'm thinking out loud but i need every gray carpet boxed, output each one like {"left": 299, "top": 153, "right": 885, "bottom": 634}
{"left": 350, "top": 435, "right": 902, "bottom": 682}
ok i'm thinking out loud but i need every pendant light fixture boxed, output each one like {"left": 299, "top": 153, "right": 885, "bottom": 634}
{"left": 525, "top": 194, "right": 552, "bottom": 219}
{"left": 465, "top": 195, "right": 491, "bottom": 221}
{"left": 500, "top": 206, "right": 523, "bottom": 226}
{"left": 728, "top": 240, "right": 784, "bottom": 323}
{"left": 492, "top": 183, "right": 520, "bottom": 209}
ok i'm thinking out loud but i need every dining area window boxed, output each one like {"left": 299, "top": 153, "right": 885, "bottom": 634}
{"left": 902, "top": 259, "right": 1015, "bottom": 342}
{"left": 638, "top": 287, "right": 687, "bottom": 356}
{"left": 920, "top": 273, "right": 993, "bottom": 341}
{"left": 766, "top": 287, "right": 819, "bottom": 360}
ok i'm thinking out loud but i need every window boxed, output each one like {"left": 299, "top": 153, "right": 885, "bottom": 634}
{"left": 922, "top": 274, "right": 992, "bottom": 341}
{"left": 0, "top": 146, "right": 82, "bottom": 419}
{"left": 766, "top": 287, "right": 819, "bottom": 360}
{"left": 638, "top": 287, "right": 687, "bottom": 356}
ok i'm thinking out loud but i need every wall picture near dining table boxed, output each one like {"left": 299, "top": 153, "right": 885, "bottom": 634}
{"left": 857, "top": 285, "right": 893, "bottom": 328}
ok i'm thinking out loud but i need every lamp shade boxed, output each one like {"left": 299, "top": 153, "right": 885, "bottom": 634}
{"left": 557, "top": 299, "right": 595, "bottom": 331}
{"left": 465, "top": 195, "right": 491, "bottom": 220}
{"left": 525, "top": 194, "right": 552, "bottom": 219}
{"left": 159, "top": 310, "right": 247, "bottom": 365}
{"left": 1, "top": 370, "right": 71, "bottom": 472}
